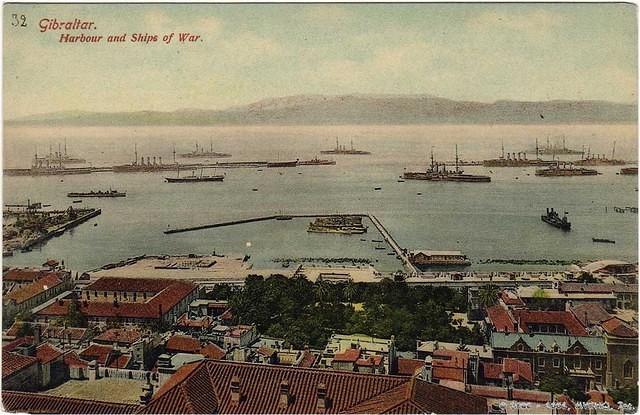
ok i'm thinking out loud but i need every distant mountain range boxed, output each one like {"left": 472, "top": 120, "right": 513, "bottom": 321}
{"left": 7, "top": 94, "right": 636, "bottom": 126}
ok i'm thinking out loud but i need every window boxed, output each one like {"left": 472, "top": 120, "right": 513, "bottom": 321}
{"left": 574, "top": 359, "right": 581, "bottom": 369}
{"left": 553, "top": 345, "right": 560, "bottom": 353}
{"left": 553, "top": 358, "right": 560, "bottom": 368}
{"left": 538, "top": 357, "right": 545, "bottom": 367}
{"left": 624, "top": 360, "right": 633, "bottom": 378}
{"left": 517, "top": 344, "right": 525, "bottom": 352}
{"left": 595, "top": 360, "right": 602, "bottom": 370}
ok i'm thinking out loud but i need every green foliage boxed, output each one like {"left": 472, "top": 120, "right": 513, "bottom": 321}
{"left": 63, "top": 299, "right": 88, "bottom": 328}
{"left": 610, "top": 386, "right": 638, "bottom": 407}
{"left": 538, "top": 372, "right": 588, "bottom": 402}
{"left": 478, "top": 284, "right": 500, "bottom": 308}
{"left": 576, "top": 272, "right": 602, "bottom": 284}
{"left": 16, "top": 323, "right": 34, "bottom": 337}
{"left": 229, "top": 275, "right": 478, "bottom": 351}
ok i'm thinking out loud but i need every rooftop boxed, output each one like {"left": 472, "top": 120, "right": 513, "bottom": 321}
{"left": 2, "top": 391, "right": 138, "bottom": 414}
{"left": 2, "top": 350, "right": 38, "bottom": 379}
{"left": 3, "top": 268, "right": 49, "bottom": 282}
{"left": 166, "top": 334, "right": 201, "bottom": 354}
{"left": 491, "top": 332, "right": 607, "bottom": 354}
{"left": 4, "top": 273, "right": 64, "bottom": 304}
{"left": 141, "top": 359, "right": 488, "bottom": 414}
{"left": 600, "top": 317, "right": 638, "bottom": 338}
{"left": 94, "top": 328, "right": 143, "bottom": 345}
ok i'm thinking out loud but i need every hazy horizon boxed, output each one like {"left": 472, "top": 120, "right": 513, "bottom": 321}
{"left": 4, "top": 3, "right": 637, "bottom": 119}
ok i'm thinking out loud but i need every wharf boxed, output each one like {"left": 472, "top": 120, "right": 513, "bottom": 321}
{"left": 20, "top": 208, "right": 101, "bottom": 251}
{"left": 4, "top": 158, "right": 335, "bottom": 177}
{"left": 164, "top": 212, "right": 417, "bottom": 275}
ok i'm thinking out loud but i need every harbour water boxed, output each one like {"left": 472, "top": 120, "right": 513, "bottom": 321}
{"left": 3, "top": 124, "right": 638, "bottom": 273}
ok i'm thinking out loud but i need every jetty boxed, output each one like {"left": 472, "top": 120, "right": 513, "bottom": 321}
{"left": 164, "top": 212, "right": 418, "bottom": 275}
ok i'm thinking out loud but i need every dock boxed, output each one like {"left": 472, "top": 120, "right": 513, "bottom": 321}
{"left": 21, "top": 208, "right": 101, "bottom": 251}
{"left": 164, "top": 212, "right": 418, "bottom": 275}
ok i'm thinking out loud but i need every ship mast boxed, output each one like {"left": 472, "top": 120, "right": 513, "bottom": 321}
{"left": 172, "top": 144, "right": 176, "bottom": 164}
{"left": 501, "top": 140, "right": 505, "bottom": 159}
{"left": 210, "top": 139, "right": 213, "bottom": 153}
{"left": 455, "top": 144, "right": 459, "bottom": 173}
{"left": 134, "top": 143, "right": 138, "bottom": 165}
{"left": 612, "top": 141, "right": 616, "bottom": 160}
{"left": 535, "top": 138, "right": 539, "bottom": 159}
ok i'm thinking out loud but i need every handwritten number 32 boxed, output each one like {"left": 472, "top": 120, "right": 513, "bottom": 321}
{"left": 11, "top": 14, "right": 27, "bottom": 27}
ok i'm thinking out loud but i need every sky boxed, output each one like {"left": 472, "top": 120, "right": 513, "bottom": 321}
{"left": 3, "top": 3, "right": 637, "bottom": 119}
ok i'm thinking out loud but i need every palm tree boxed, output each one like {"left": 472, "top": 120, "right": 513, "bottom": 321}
{"left": 314, "top": 279, "right": 330, "bottom": 304}
{"left": 478, "top": 284, "right": 500, "bottom": 308}
{"left": 343, "top": 281, "right": 358, "bottom": 306}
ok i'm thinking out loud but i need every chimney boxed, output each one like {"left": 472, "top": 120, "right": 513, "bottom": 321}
{"left": 231, "top": 376, "right": 242, "bottom": 404}
{"left": 33, "top": 324, "right": 41, "bottom": 345}
{"left": 316, "top": 383, "right": 328, "bottom": 411}
{"left": 278, "top": 379, "right": 291, "bottom": 409}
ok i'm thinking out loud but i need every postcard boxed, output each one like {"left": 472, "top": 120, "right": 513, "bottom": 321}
{"left": 2, "top": 3, "right": 638, "bottom": 414}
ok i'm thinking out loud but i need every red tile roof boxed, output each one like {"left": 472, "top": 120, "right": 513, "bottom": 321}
{"left": 500, "top": 290, "right": 525, "bottom": 306}
{"left": 94, "top": 328, "right": 142, "bottom": 345}
{"left": 2, "top": 391, "right": 138, "bottom": 414}
{"left": 166, "top": 334, "right": 201, "bottom": 354}
{"left": 3, "top": 268, "right": 48, "bottom": 282}
{"left": 588, "top": 390, "right": 618, "bottom": 409}
{"left": 297, "top": 351, "right": 317, "bottom": 368}
{"left": 396, "top": 358, "right": 425, "bottom": 376}
{"left": 45, "top": 326, "right": 88, "bottom": 342}
{"left": 63, "top": 351, "right": 90, "bottom": 368}
{"left": 559, "top": 282, "right": 638, "bottom": 294}
{"left": 570, "top": 303, "right": 613, "bottom": 326}
{"left": 80, "top": 344, "right": 113, "bottom": 366}
{"left": 200, "top": 343, "right": 226, "bottom": 360}
{"left": 2, "top": 350, "right": 38, "bottom": 379}
{"left": 107, "top": 354, "right": 131, "bottom": 369}
{"left": 432, "top": 350, "right": 469, "bottom": 383}
{"left": 177, "top": 313, "right": 214, "bottom": 329}
{"left": 332, "top": 348, "right": 361, "bottom": 362}
{"left": 139, "top": 360, "right": 487, "bottom": 414}
{"left": 601, "top": 317, "right": 638, "bottom": 338}
{"left": 487, "top": 304, "right": 515, "bottom": 332}
{"left": 4, "top": 322, "right": 48, "bottom": 338}
{"left": 4, "top": 273, "right": 64, "bottom": 304}
{"left": 469, "top": 384, "right": 554, "bottom": 403}
{"left": 3, "top": 336, "right": 34, "bottom": 352}
{"left": 503, "top": 358, "right": 533, "bottom": 383}
{"left": 36, "top": 343, "right": 63, "bottom": 364}
{"left": 512, "top": 310, "right": 588, "bottom": 336}
{"left": 85, "top": 277, "right": 175, "bottom": 293}
{"left": 36, "top": 278, "right": 196, "bottom": 320}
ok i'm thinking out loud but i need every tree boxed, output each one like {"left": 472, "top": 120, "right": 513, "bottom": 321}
{"left": 478, "top": 284, "right": 500, "bottom": 308}
{"left": 64, "top": 299, "right": 88, "bottom": 328}
{"left": 314, "top": 279, "right": 330, "bottom": 304}
{"left": 539, "top": 372, "right": 587, "bottom": 402}
{"left": 610, "top": 385, "right": 638, "bottom": 408}
{"left": 343, "top": 281, "right": 358, "bottom": 306}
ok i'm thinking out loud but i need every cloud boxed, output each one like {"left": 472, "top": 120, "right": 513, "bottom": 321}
{"left": 466, "top": 9, "right": 565, "bottom": 36}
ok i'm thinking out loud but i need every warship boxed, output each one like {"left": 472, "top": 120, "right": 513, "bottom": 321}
{"left": 113, "top": 144, "right": 179, "bottom": 173}
{"left": 573, "top": 142, "right": 626, "bottom": 166}
{"left": 165, "top": 166, "right": 224, "bottom": 183}
{"left": 298, "top": 157, "right": 336, "bottom": 165}
{"left": 620, "top": 167, "right": 638, "bottom": 175}
{"left": 321, "top": 138, "right": 371, "bottom": 155}
{"left": 403, "top": 146, "right": 491, "bottom": 182}
{"left": 483, "top": 140, "right": 556, "bottom": 167}
{"left": 536, "top": 135, "right": 582, "bottom": 155}
{"left": 36, "top": 141, "right": 86, "bottom": 164}
{"left": 179, "top": 141, "right": 232, "bottom": 159}
{"left": 67, "top": 189, "right": 126, "bottom": 198}
{"left": 535, "top": 162, "right": 600, "bottom": 177}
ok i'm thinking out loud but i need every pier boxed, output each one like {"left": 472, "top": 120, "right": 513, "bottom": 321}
{"left": 20, "top": 208, "right": 101, "bottom": 251}
{"left": 164, "top": 212, "right": 418, "bottom": 275}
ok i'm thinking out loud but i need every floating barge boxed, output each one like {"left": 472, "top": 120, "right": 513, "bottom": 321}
{"left": 620, "top": 167, "right": 638, "bottom": 175}
{"left": 307, "top": 216, "right": 368, "bottom": 234}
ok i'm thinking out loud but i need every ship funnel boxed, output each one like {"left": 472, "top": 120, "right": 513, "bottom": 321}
{"left": 153, "top": 156, "right": 157, "bottom": 165}
{"left": 147, "top": 157, "right": 151, "bottom": 165}
{"left": 159, "top": 157, "right": 162, "bottom": 165}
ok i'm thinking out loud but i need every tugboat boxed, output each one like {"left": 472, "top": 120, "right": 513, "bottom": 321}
{"left": 67, "top": 189, "right": 126, "bottom": 198}
{"left": 541, "top": 208, "right": 571, "bottom": 231}
{"left": 403, "top": 146, "right": 491, "bottom": 182}
{"left": 165, "top": 166, "right": 224, "bottom": 183}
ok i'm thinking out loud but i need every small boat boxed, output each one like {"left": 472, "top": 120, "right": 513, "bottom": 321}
{"left": 252, "top": 188, "right": 258, "bottom": 192}
{"left": 93, "top": 223, "right": 98, "bottom": 227}
{"left": 593, "top": 238, "right": 616, "bottom": 244}
{"left": 372, "top": 239, "right": 383, "bottom": 243}
{"left": 360, "top": 238, "right": 367, "bottom": 242}
{"left": 417, "top": 192, "right": 422, "bottom": 195}
{"left": 397, "top": 179, "right": 405, "bottom": 183}
{"left": 375, "top": 245, "right": 386, "bottom": 250}
{"left": 72, "top": 200, "right": 82, "bottom": 203}
{"left": 541, "top": 208, "right": 571, "bottom": 231}
{"left": 276, "top": 215, "right": 293, "bottom": 221}
{"left": 374, "top": 187, "right": 382, "bottom": 190}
